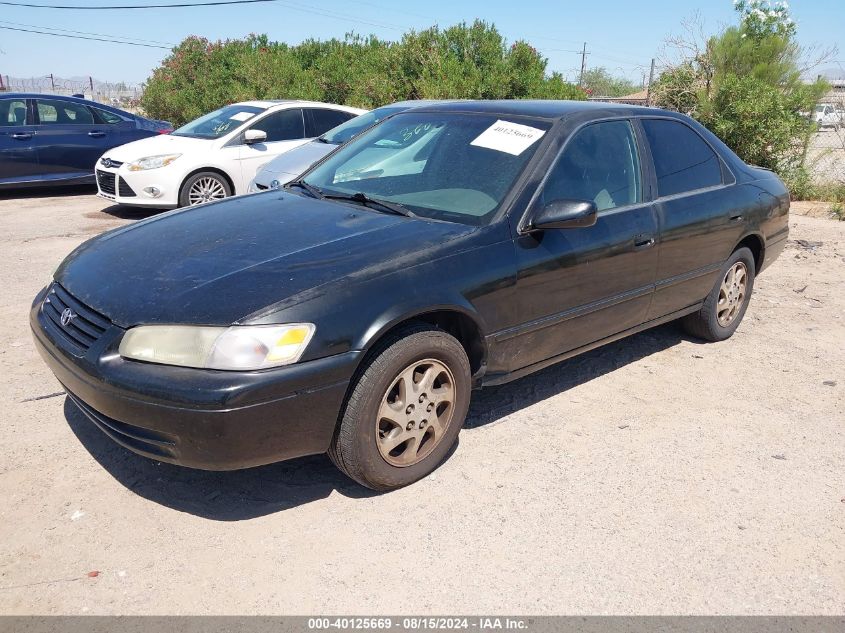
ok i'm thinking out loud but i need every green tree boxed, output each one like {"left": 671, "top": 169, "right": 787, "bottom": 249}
{"left": 140, "top": 22, "right": 585, "bottom": 127}
{"left": 580, "top": 67, "right": 638, "bottom": 97}
{"left": 653, "top": 0, "right": 828, "bottom": 185}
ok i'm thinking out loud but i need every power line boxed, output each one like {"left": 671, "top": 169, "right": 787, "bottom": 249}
{"left": 0, "top": 0, "right": 279, "bottom": 8}
{"left": 0, "top": 25, "right": 171, "bottom": 47}
{"left": 0, "top": 19, "right": 175, "bottom": 45}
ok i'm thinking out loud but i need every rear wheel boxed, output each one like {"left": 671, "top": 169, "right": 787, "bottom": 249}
{"left": 682, "top": 246, "right": 755, "bottom": 342}
{"left": 329, "top": 324, "right": 471, "bottom": 491}
{"left": 179, "top": 171, "right": 231, "bottom": 207}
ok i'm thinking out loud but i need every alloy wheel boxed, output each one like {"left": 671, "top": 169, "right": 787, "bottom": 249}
{"left": 376, "top": 358, "right": 456, "bottom": 467}
{"left": 717, "top": 261, "right": 748, "bottom": 327}
{"left": 187, "top": 176, "right": 227, "bottom": 205}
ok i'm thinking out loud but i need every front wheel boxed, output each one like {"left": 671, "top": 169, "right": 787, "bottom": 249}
{"left": 682, "top": 246, "right": 755, "bottom": 342}
{"left": 329, "top": 323, "right": 471, "bottom": 491}
{"left": 179, "top": 171, "right": 232, "bottom": 207}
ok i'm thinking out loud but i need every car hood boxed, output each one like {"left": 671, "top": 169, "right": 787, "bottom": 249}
{"left": 103, "top": 134, "right": 211, "bottom": 162}
{"left": 56, "top": 192, "right": 473, "bottom": 327}
{"left": 253, "top": 140, "right": 336, "bottom": 185}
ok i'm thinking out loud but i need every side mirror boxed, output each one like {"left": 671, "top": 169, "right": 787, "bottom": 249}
{"left": 244, "top": 129, "right": 267, "bottom": 145}
{"left": 528, "top": 199, "right": 598, "bottom": 231}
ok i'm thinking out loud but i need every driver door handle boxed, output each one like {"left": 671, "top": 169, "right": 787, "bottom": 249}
{"left": 11, "top": 132, "right": 32, "bottom": 140}
{"left": 634, "top": 234, "right": 656, "bottom": 249}
{"left": 88, "top": 130, "right": 106, "bottom": 138}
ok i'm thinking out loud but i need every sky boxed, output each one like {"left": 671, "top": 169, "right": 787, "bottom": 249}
{"left": 0, "top": 0, "right": 843, "bottom": 86}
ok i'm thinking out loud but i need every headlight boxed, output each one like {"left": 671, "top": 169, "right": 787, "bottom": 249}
{"left": 127, "top": 153, "right": 181, "bottom": 171}
{"left": 118, "top": 324, "right": 315, "bottom": 370}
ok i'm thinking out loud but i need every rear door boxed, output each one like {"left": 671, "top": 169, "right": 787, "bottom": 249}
{"left": 233, "top": 107, "right": 308, "bottom": 191}
{"left": 639, "top": 117, "right": 741, "bottom": 319}
{"left": 0, "top": 97, "right": 39, "bottom": 185}
{"left": 32, "top": 97, "right": 113, "bottom": 181}
{"left": 304, "top": 107, "right": 357, "bottom": 138}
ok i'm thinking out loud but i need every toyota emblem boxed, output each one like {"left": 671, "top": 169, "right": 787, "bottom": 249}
{"left": 60, "top": 308, "right": 77, "bottom": 327}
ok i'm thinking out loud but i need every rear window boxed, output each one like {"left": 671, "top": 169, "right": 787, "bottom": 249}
{"left": 36, "top": 99, "right": 94, "bottom": 125}
{"left": 306, "top": 108, "right": 355, "bottom": 137}
{"left": 641, "top": 119, "right": 722, "bottom": 197}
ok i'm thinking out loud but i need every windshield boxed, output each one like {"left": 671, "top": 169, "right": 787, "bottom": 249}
{"left": 302, "top": 112, "right": 550, "bottom": 225}
{"left": 172, "top": 104, "right": 264, "bottom": 139}
{"left": 321, "top": 105, "right": 408, "bottom": 145}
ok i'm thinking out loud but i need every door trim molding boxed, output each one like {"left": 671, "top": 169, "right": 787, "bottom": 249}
{"left": 489, "top": 282, "right": 654, "bottom": 343}
{"left": 482, "top": 302, "right": 702, "bottom": 386}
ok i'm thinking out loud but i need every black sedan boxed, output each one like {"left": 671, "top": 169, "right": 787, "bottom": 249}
{"left": 0, "top": 93, "right": 171, "bottom": 190}
{"left": 31, "top": 100, "right": 789, "bottom": 491}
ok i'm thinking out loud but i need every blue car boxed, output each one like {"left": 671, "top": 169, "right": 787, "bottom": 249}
{"left": 0, "top": 93, "right": 172, "bottom": 190}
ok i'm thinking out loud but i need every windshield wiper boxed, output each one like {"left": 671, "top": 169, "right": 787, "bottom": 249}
{"left": 322, "top": 191, "right": 416, "bottom": 218}
{"left": 284, "top": 180, "right": 324, "bottom": 199}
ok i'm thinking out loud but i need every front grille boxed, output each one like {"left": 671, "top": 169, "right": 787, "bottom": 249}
{"left": 118, "top": 177, "right": 137, "bottom": 197}
{"left": 96, "top": 169, "right": 116, "bottom": 195}
{"left": 66, "top": 391, "right": 178, "bottom": 460}
{"left": 42, "top": 284, "right": 111, "bottom": 354}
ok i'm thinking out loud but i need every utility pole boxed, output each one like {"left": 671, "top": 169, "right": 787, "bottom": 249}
{"left": 49, "top": 73, "right": 55, "bottom": 91}
{"left": 89, "top": 76, "right": 94, "bottom": 98}
{"left": 578, "top": 42, "right": 587, "bottom": 87}
{"left": 646, "top": 58, "right": 656, "bottom": 106}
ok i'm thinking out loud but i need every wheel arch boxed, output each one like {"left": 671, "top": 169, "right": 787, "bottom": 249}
{"left": 178, "top": 166, "right": 236, "bottom": 201}
{"left": 735, "top": 232, "right": 765, "bottom": 273}
{"left": 356, "top": 304, "right": 489, "bottom": 383}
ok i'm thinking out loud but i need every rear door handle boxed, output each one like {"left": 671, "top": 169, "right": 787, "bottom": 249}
{"left": 729, "top": 214, "right": 743, "bottom": 222}
{"left": 11, "top": 132, "right": 32, "bottom": 140}
{"left": 88, "top": 131, "right": 106, "bottom": 138}
{"left": 634, "top": 235, "right": 656, "bottom": 249}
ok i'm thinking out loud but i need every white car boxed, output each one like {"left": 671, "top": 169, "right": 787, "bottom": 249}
{"left": 95, "top": 100, "right": 366, "bottom": 208}
{"left": 813, "top": 103, "right": 844, "bottom": 128}
{"left": 249, "top": 100, "right": 442, "bottom": 192}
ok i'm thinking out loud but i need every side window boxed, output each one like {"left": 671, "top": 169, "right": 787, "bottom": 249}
{"left": 306, "top": 108, "right": 355, "bottom": 137}
{"left": 36, "top": 99, "right": 95, "bottom": 125}
{"left": 0, "top": 99, "right": 27, "bottom": 127}
{"left": 641, "top": 119, "right": 722, "bottom": 197}
{"left": 248, "top": 108, "right": 304, "bottom": 142}
{"left": 539, "top": 120, "right": 641, "bottom": 211}
{"left": 91, "top": 107, "right": 123, "bottom": 124}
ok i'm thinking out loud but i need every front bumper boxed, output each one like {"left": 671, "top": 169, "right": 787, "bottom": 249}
{"left": 30, "top": 286, "right": 360, "bottom": 470}
{"left": 96, "top": 164, "right": 179, "bottom": 209}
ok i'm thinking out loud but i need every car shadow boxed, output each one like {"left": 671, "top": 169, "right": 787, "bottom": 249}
{"left": 90, "top": 203, "right": 168, "bottom": 221}
{"left": 64, "top": 322, "right": 692, "bottom": 521}
{"left": 0, "top": 184, "right": 97, "bottom": 199}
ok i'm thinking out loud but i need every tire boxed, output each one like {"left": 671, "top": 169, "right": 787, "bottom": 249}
{"left": 682, "top": 246, "right": 756, "bottom": 342}
{"left": 178, "top": 171, "right": 232, "bottom": 207}
{"left": 329, "top": 323, "right": 471, "bottom": 491}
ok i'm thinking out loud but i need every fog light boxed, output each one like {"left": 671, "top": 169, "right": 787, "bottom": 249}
{"left": 143, "top": 186, "right": 162, "bottom": 198}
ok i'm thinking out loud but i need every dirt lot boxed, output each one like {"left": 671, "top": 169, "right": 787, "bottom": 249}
{"left": 0, "top": 189, "right": 843, "bottom": 615}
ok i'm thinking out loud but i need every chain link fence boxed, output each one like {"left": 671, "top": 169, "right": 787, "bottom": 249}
{"left": 0, "top": 76, "right": 144, "bottom": 110}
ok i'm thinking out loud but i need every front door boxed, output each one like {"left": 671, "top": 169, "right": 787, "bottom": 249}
{"left": 502, "top": 119, "right": 659, "bottom": 372}
{"left": 234, "top": 108, "right": 309, "bottom": 191}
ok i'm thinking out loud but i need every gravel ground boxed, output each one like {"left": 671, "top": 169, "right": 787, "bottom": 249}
{"left": 0, "top": 189, "right": 843, "bottom": 615}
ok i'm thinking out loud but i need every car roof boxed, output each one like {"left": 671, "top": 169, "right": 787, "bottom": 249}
{"left": 412, "top": 99, "right": 674, "bottom": 121}
{"left": 235, "top": 100, "right": 364, "bottom": 110}
{"left": 1, "top": 92, "right": 137, "bottom": 116}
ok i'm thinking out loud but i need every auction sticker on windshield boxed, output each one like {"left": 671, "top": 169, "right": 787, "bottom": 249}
{"left": 230, "top": 112, "right": 256, "bottom": 122}
{"left": 470, "top": 119, "right": 546, "bottom": 155}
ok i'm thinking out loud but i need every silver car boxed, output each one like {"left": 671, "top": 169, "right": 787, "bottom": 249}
{"left": 248, "top": 100, "right": 440, "bottom": 192}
